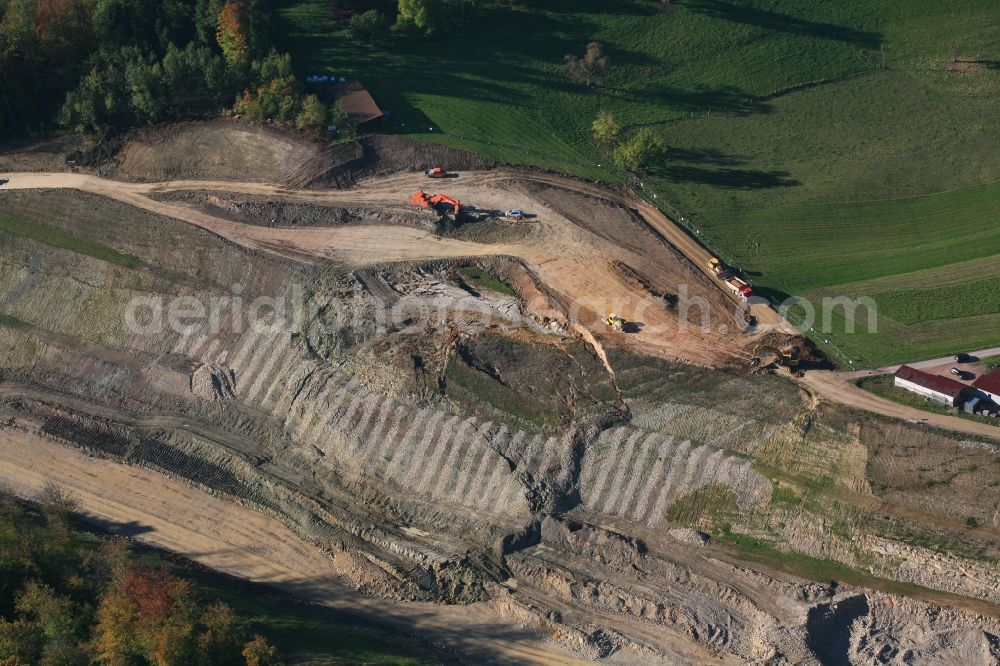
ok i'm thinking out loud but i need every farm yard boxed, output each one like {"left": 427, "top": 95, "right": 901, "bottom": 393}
{"left": 276, "top": 0, "right": 1000, "bottom": 365}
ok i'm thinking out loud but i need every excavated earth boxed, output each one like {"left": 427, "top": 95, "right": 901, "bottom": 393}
{"left": 0, "top": 123, "right": 998, "bottom": 664}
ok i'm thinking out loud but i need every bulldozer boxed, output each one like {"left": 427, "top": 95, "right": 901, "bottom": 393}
{"left": 604, "top": 313, "right": 625, "bottom": 331}
{"left": 750, "top": 343, "right": 800, "bottom": 370}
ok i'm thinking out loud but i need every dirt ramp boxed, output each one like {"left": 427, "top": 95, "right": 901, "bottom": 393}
{"left": 104, "top": 121, "right": 352, "bottom": 185}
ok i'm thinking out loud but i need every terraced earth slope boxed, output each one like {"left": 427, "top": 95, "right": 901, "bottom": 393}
{"left": 0, "top": 131, "right": 997, "bottom": 663}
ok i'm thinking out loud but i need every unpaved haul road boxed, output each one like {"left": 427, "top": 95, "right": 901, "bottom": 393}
{"left": 803, "top": 370, "right": 1000, "bottom": 440}
{"left": 0, "top": 170, "right": 751, "bottom": 366}
{"left": 0, "top": 428, "right": 589, "bottom": 666}
{"left": 1, "top": 170, "right": 994, "bottom": 438}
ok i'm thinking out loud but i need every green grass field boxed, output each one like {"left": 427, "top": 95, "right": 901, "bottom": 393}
{"left": 275, "top": 0, "right": 1000, "bottom": 365}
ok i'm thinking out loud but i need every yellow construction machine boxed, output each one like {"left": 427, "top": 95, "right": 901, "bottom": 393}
{"left": 750, "top": 343, "right": 800, "bottom": 370}
{"left": 604, "top": 313, "right": 626, "bottom": 331}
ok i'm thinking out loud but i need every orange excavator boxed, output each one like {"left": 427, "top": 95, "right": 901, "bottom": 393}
{"left": 411, "top": 190, "right": 461, "bottom": 215}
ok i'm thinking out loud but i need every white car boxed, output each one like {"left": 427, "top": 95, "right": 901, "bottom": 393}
{"left": 505, "top": 208, "right": 525, "bottom": 220}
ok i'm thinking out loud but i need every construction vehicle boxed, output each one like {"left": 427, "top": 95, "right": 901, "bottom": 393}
{"left": 604, "top": 313, "right": 625, "bottom": 331}
{"left": 724, "top": 276, "right": 753, "bottom": 301}
{"left": 425, "top": 166, "right": 449, "bottom": 178}
{"left": 750, "top": 343, "right": 800, "bottom": 369}
{"left": 411, "top": 190, "right": 461, "bottom": 215}
{"left": 709, "top": 257, "right": 753, "bottom": 299}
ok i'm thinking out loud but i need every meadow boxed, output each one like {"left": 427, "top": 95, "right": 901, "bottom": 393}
{"left": 275, "top": 0, "right": 1000, "bottom": 365}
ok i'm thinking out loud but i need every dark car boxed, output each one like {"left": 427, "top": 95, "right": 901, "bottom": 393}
{"left": 0, "top": 179, "right": 8, "bottom": 186}
{"left": 954, "top": 353, "right": 972, "bottom": 363}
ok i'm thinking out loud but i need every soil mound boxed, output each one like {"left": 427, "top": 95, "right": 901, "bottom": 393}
{"left": 103, "top": 121, "right": 345, "bottom": 185}
{"left": 102, "top": 121, "right": 496, "bottom": 189}
{"left": 191, "top": 364, "right": 237, "bottom": 402}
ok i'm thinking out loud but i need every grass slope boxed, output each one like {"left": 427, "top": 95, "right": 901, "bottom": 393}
{"left": 458, "top": 266, "right": 516, "bottom": 296}
{"left": 276, "top": 0, "right": 1000, "bottom": 364}
{"left": 0, "top": 212, "right": 141, "bottom": 268}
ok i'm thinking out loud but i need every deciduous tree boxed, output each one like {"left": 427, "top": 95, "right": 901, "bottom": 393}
{"left": 395, "top": 0, "right": 438, "bottom": 35}
{"left": 613, "top": 127, "right": 665, "bottom": 172}
{"left": 216, "top": 0, "right": 249, "bottom": 65}
{"left": 348, "top": 9, "right": 388, "bottom": 42}
{"left": 591, "top": 110, "right": 620, "bottom": 145}
{"left": 565, "top": 41, "right": 608, "bottom": 86}
{"left": 241, "top": 635, "right": 281, "bottom": 666}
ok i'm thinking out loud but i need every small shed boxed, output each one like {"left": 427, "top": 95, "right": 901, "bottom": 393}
{"left": 332, "top": 80, "right": 384, "bottom": 125}
{"left": 893, "top": 365, "right": 974, "bottom": 406}
{"left": 972, "top": 368, "right": 1000, "bottom": 404}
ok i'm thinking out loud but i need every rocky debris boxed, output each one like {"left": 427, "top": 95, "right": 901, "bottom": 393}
{"left": 864, "top": 535, "right": 1000, "bottom": 605}
{"left": 845, "top": 592, "right": 1000, "bottom": 665}
{"left": 191, "top": 364, "right": 237, "bottom": 401}
{"left": 668, "top": 527, "right": 710, "bottom": 547}
{"left": 541, "top": 517, "right": 646, "bottom": 569}
{"left": 440, "top": 217, "right": 532, "bottom": 245}
{"left": 506, "top": 547, "right": 816, "bottom": 664}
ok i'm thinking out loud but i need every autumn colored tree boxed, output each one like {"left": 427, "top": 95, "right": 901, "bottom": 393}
{"left": 92, "top": 568, "right": 201, "bottom": 665}
{"left": 216, "top": 0, "right": 249, "bottom": 65}
{"left": 242, "top": 634, "right": 282, "bottom": 666}
{"left": 0, "top": 492, "right": 276, "bottom": 666}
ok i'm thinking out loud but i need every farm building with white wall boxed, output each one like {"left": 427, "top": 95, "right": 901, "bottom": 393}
{"left": 893, "top": 365, "right": 974, "bottom": 406}
{"left": 973, "top": 369, "right": 1000, "bottom": 404}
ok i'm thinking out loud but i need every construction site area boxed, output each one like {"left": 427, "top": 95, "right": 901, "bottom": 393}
{"left": 0, "top": 122, "right": 998, "bottom": 664}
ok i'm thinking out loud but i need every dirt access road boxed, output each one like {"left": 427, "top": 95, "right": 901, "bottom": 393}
{"left": 800, "top": 345, "right": 1000, "bottom": 441}
{"left": 1, "top": 170, "right": 993, "bottom": 439}
{"left": 0, "top": 427, "right": 591, "bottom": 666}
{"left": 0, "top": 170, "right": 754, "bottom": 366}
{"left": 803, "top": 370, "right": 1000, "bottom": 440}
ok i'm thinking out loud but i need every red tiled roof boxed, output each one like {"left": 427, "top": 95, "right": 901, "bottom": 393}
{"left": 332, "top": 80, "right": 383, "bottom": 124}
{"left": 894, "top": 365, "right": 970, "bottom": 398}
{"left": 973, "top": 368, "right": 1000, "bottom": 395}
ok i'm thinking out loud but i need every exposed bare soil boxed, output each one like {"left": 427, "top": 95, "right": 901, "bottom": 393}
{"left": 0, "top": 125, "right": 998, "bottom": 664}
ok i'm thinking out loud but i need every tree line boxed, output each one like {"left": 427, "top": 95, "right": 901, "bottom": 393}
{"left": 0, "top": 0, "right": 346, "bottom": 137}
{"left": 0, "top": 485, "right": 282, "bottom": 665}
